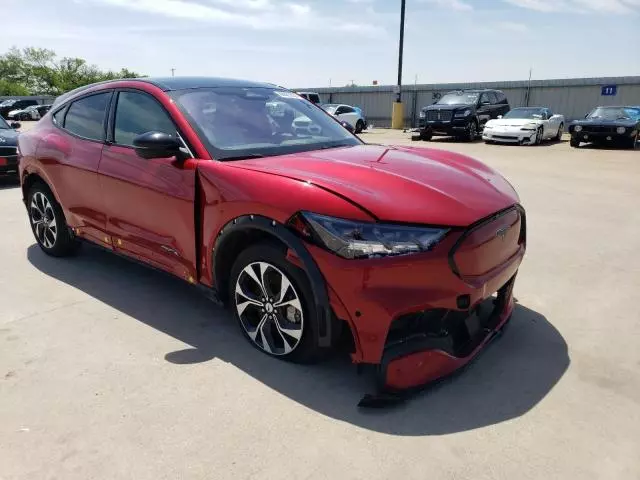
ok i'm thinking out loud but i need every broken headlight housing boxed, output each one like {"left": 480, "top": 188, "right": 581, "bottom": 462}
{"left": 290, "top": 212, "right": 449, "bottom": 259}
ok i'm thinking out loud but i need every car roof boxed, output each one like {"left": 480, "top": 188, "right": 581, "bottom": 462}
{"left": 143, "top": 77, "right": 278, "bottom": 91}
{"left": 52, "top": 77, "right": 281, "bottom": 108}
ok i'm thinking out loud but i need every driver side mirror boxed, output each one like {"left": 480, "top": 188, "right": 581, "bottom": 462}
{"left": 10, "top": 122, "right": 20, "bottom": 129}
{"left": 133, "top": 131, "right": 182, "bottom": 159}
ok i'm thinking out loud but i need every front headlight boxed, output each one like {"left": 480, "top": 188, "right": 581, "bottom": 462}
{"left": 454, "top": 109, "right": 471, "bottom": 118}
{"left": 419, "top": 111, "right": 426, "bottom": 118}
{"left": 290, "top": 212, "right": 449, "bottom": 259}
{"left": 574, "top": 125, "right": 583, "bottom": 132}
{"left": 616, "top": 126, "right": 626, "bottom": 134}
{"left": 520, "top": 123, "right": 538, "bottom": 131}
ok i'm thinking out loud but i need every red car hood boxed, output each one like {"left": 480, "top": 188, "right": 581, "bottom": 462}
{"left": 230, "top": 144, "right": 519, "bottom": 226}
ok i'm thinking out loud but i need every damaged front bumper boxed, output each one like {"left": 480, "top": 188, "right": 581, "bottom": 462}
{"left": 358, "top": 276, "right": 515, "bottom": 407}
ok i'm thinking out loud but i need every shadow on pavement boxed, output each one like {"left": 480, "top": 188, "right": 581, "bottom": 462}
{"left": 0, "top": 177, "right": 20, "bottom": 190}
{"left": 28, "top": 243, "right": 570, "bottom": 436}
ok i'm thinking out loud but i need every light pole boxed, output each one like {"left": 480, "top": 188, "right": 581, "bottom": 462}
{"left": 391, "top": 0, "right": 406, "bottom": 129}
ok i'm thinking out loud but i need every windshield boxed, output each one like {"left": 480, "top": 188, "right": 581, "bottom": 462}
{"left": 171, "top": 87, "right": 360, "bottom": 160}
{"left": 437, "top": 92, "right": 479, "bottom": 105}
{"left": 0, "top": 100, "right": 16, "bottom": 107}
{"left": 322, "top": 104, "right": 338, "bottom": 114}
{"left": 0, "top": 116, "right": 9, "bottom": 129}
{"left": 588, "top": 107, "right": 640, "bottom": 120}
{"left": 504, "top": 108, "right": 545, "bottom": 120}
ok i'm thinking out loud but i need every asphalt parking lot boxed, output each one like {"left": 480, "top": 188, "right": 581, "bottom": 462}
{"left": 2, "top": 125, "right": 639, "bottom": 480}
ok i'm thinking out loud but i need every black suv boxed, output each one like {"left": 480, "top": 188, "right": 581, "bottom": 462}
{"left": 418, "top": 89, "right": 510, "bottom": 141}
{"left": 0, "top": 99, "right": 38, "bottom": 119}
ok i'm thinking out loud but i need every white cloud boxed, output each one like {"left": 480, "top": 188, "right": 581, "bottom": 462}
{"left": 422, "top": 0, "right": 473, "bottom": 11}
{"left": 82, "top": 0, "right": 384, "bottom": 35}
{"left": 504, "top": 0, "right": 640, "bottom": 13}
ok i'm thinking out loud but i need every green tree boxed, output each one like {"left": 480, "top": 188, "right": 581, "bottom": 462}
{"left": 0, "top": 47, "right": 143, "bottom": 96}
{"left": 0, "top": 79, "right": 30, "bottom": 96}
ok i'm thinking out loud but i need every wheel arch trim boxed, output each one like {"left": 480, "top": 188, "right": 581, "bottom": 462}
{"left": 213, "top": 215, "right": 333, "bottom": 348}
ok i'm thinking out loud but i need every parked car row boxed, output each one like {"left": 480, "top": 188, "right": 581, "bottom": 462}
{"left": 0, "top": 98, "right": 51, "bottom": 121}
{"left": 416, "top": 88, "right": 639, "bottom": 149}
{"left": 8, "top": 104, "right": 52, "bottom": 121}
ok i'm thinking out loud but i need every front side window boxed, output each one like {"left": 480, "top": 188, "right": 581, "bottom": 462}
{"left": 171, "top": 87, "right": 360, "bottom": 161}
{"left": 114, "top": 91, "right": 176, "bottom": 147}
{"left": 64, "top": 93, "right": 111, "bottom": 141}
{"left": 479, "top": 93, "right": 491, "bottom": 105}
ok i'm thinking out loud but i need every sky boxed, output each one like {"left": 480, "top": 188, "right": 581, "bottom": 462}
{"left": 1, "top": 0, "right": 638, "bottom": 88}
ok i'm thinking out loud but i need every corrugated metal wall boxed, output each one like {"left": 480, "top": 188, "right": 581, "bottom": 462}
{"left": 302, "top": 77, "right": 640, "bottom": 128}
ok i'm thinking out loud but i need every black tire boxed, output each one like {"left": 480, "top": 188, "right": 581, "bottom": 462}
{"left": 420, "top": 129, "right": 432, "bottom": 141}
{"left": 228, "top": 242, "right": 325, "bottom": 363}
{"left": 27, "top": 182, "right": 79, "bottom": 257}
{"left": 570, "top": 137, "right": 580, "bottom": 148}
{"left": 534, "top": 126, "right": 544, "bottom": 145}
{"left": 355, "top": 120, "right": 365, "bottom": 134}
{"left": 466, "top": 120, "right": 478, "bottom": 142}
{"left": 555, "top": 123, "right": 564, "bottom": 141}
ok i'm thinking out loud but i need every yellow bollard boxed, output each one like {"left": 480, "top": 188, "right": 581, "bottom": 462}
{"left": 391, "top": 102, "right": 404, "bottom": 129}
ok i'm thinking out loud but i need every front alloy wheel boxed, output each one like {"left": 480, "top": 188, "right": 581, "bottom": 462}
{"left": 535, "top": 126, "right": 544, "bottom": 145}
{"left": 235, "top": 261, "right": 304, "bottom": 356}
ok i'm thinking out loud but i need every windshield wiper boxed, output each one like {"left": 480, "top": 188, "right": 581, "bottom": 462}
{"left": 218, "top": 153, "right": 265, "bottom": 161}
{"left": 318, "top": 143, "right": 353, "bottom": 150}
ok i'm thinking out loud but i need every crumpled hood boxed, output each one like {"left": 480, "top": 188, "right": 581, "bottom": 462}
{"left": 486, "top": 118, "right": 541, "bottom": 128}
{"left": 0, "top": 128, "right": 18, "bottom": 145}
{"left": 229, "top": 145, "right": 519, "bottom": 226}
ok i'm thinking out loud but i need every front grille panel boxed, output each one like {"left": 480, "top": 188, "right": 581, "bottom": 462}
{"left": 426, "top": 110, "right": 453, "bottom": 122}
{"left": 582, "top": 125, "right": 616, "bottom": 134}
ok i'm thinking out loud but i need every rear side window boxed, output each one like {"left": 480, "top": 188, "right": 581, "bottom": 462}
{"left": 308, "top": 94, "right": 320, "bottom": 104}
{"left": 64, "top": 93, "right": 111, "bottom": 141}
{"left": 113, "top": 91, "right": 176, "bottom": 147}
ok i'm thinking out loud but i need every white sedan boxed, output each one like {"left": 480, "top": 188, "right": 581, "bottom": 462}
{"left": 322, "top": 104, "right": 367, "bottom": 133}
{"left": 482, "top": 107, "right": 564, "bottom": 145}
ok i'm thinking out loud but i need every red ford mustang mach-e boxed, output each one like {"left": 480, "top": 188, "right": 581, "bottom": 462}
{"left": 18, "top": 77, "right": 526, "bottom": 401}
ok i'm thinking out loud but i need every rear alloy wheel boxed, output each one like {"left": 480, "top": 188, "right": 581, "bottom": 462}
{"left": 534, "top": 126, "right": 544, "bottom": 145}
{"left": 555, "top": 123, "right": 564, "bottom": 141}
{"left": 230, "top": 243, "right": 322, "bottom": 362}
{"left": 355, "top": 120, "right": 365, "bottom": 134}
{"left": 28, "top": 183, "right": 78, "bottom": 257}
